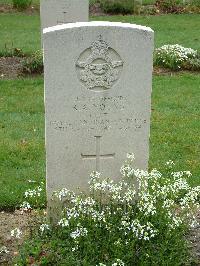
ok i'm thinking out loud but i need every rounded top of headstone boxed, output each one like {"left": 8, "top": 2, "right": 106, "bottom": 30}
{"left": 43, "top": 21, "right": 154, "bottom": 34}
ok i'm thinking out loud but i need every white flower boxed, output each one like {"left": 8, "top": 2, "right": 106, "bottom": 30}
{"left": 127, "top": 153, "right": 135, "bottom": 161}
{"left": 89, "top": 171, "right": 101, "bottom": 184}
{"left": 70, "top": 226, "right": 88, "bottom": 239}
{"left": 165, "top": 160, "right": 175, "bottom": 167}
{"left": 24, "top": 186, "right": 42, "bottom": 198}
{"left": 184, "top": 171, "right": 192, "bottom": 177}
{"left": 163, "top": 199, "right": 174, "bottom": 209}
{"left": 28, "top": 180, "right": 36, "bottom": 183}
{"left": 120, "top": 219, "right": 157, "bottom": 241}
{"left": 39, "top": 224, "right": 50, "bottom": 234}
{"left": 72, "top": 245, "right": 79, "bottom": 252}
{"left": 150, "top": 169, "right": 162, "bottom": 179}
{"left": 112, "top": 259, "right": 125, "bottom": 266}
{"left": 120, "top": 165, "right": 134, "bottom": 177}
{"left": 11, "top": 228, "right": 22, "bottom": 239}
{"left": 66, "top": 208, "right": 79, "bottom": 220}
{"left": 20, "top": 201, "right": 32, "bottom": 213}
{"left": 114, "top": 239, "right": 121, "bottom": 246}
{"left": 189, "top": 217, "right": 199, "bottom": 228}
{"left": 0, "top": 246, "right": 9, "bottom": 254}
{"left": 58, "top": 218, "right": 69, "bottom": 227}
{"left": 54, "top": 188, "right": 75, "bottom": 201}
{"left": 155, "top": 44, "right": 197, "bottom": 70}
{"left": 138, "top": 192, "right": 156, "bottom": 216}
{"left": 169, "top": 216, "right": 182, "bottom": 229}
{"left": 123, "top": 187, "right": 136, "bottom": 203}
{"left": 180, "top": 186, "right": 200, "bottom": 209}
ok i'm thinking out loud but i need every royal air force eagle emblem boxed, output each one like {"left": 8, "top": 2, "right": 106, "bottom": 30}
{"left": 76, "top": 35, "right": 123, "bottom": 92}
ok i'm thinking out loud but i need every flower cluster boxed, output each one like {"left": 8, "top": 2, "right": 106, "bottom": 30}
{"left": 0, "top": 246, "right": 9, "bottom": 254}
{"left": 20, "top": 201, "right": 32, "bottom": 213}
{"left": 50, "top": 153, "right": 200, "bottom": 265}
{"left": 165, "top": 160, "right": 175, "bottom": 168}
{"left": 120, "top": 219, "right": 157, "bottom": 241}
{"left": 58, "top": 217, "right": 69, "bottom": 227}
{"left": 54, "top": 188, "right": 75, "bottom": 201}
{"left": 70, "top": 225, "right": 88, "bottom": 239}
{"left": 22, "top": 181, "right": 46, "bottom": 209}
{"left": 11, "top": 228, "right": 22, "bottom": 239}
{"left": 39, "top": 224, "right": 50, "bottom": 234}
{"left": 98, "top": 259, "right": 125, "bottom": 266}
{"left": 24, "top": 186, "right": 42, "bottom": 198}
{"left": 19, "top": 154, "right": 199, "bottom": 265}
{"left": 112, "top": 259, "right": 125, "bottom": 266}
{"left": 154, "top": 44, "right": 200, "bottom": 70}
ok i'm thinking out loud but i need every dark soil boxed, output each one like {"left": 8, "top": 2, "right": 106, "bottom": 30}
{"left": 0, "top": 4, "right": 39, "bottom": 15}
{"left": 0, "top": 3, "right": 100, "bottom": 15}
{"left": 0, "top": 57, "right": 199, "bottom": 80}
{"left": 89, "top": 3, "right": 106, "bottom": 16}
{"left": 0, "top": 57, "right": 24, "bottom": 79}
{"left": 0, "top": 211, "right": 31, "bottom": 265}
{"left": 153, "top": 66, "right": 200, "bottom": 76}
{"left": 0, "top": 4, "right": 13, "bottom": 13}
{"left": 188, "top": 211, "right": 200, "bottom": 265}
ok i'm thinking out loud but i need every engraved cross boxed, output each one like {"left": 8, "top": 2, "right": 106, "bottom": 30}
{"left": 81, "top": 136, "right": 115, "bottom": 172}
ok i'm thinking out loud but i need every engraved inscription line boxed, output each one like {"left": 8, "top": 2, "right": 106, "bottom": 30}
{"left": 81, "top": 136, "right": 115, "bottom": 172}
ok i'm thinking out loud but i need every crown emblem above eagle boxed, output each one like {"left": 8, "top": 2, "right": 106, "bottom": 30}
{"left": 76, "top": 36, "right": 123, "bottom": 91}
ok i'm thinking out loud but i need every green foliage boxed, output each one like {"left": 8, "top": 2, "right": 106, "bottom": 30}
{"left": 22, "top": 50, "right": 43, "bottom": 74}
{"left": 186, "top": 0, "right": 200, "bottom": 7}
{"left": 12, "top": 0, "right": 32, "bottom": 10}
{"left": 154, "top": 44, "right": 200, "bottom": 71}
{"left": 22, "top": 181, "right": 46, "bottom": 209}
{"left": 185, "top": 56, "right": 200, "bottom": 71}
{"left": 15, "top": 158, "right": 200, "bottom": 265}
{"left": 155, "top": 0, "right": 185, "bottom": 13}
{"left": 100, "top": 0, "right": 135, "bottom": 15}
{"left": 0, "top": 45, "right": 25, "bottom": 57}
{"left": 89, "top": 0, "right": 99, "bottom": 5}
{"left": 16, "top": 230, "right": 190, "bottom": 265}
{"left": 184, "top": 0, "right": 200, "bottom": 13}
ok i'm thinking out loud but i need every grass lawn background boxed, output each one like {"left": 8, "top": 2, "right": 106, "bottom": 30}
{"left": 0, "top": 0, "right": 156, "bottom": 6}
{"left": 0, "top": 14, "right": 199, "bottom": 54}
{"left": 0, "top": 74, "right": 199, "bottom": 210}
{"left": 0, "top": 12, "right": 199, "bottom": 210}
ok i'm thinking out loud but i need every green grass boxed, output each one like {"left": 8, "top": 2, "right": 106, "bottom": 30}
{"left": 0, "top": 14, "right": 41, "bottom": 54}
{"left": 0, "top": 74, "right": 199, "bottom": 209}
{"left": 0, "top": 0, "right": 40, "bottom": 5}
{"left": 150, "top": 73, "right": 200, "bottom": 187}
{"left": 93, "top": 14, "right": 200, "bottom": 50}
{"left": 0, "top": 14, "right": 199, "bottom": 54}
{"left": 0, "top": 0, "right": 156, "bottom": 6}
{"left": 142, "top": 0, "right": 156, "bottom": 5}
{"left": 0, "top": 78, "right": 45, "bottom": 210}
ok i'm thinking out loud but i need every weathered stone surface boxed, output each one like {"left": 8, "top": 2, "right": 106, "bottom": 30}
{"left": 43, "top": 22, "right": 154, "bottom": 200}
{"left": 40, "top": 0, "right": 89, "bottom": 30}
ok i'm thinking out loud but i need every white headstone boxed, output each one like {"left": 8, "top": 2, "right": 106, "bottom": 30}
{"left": 43, "top": 22, "right": 154, "bottom": 201}
{"left": 40, "top": 0, "right": 89, "bottom": 30}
